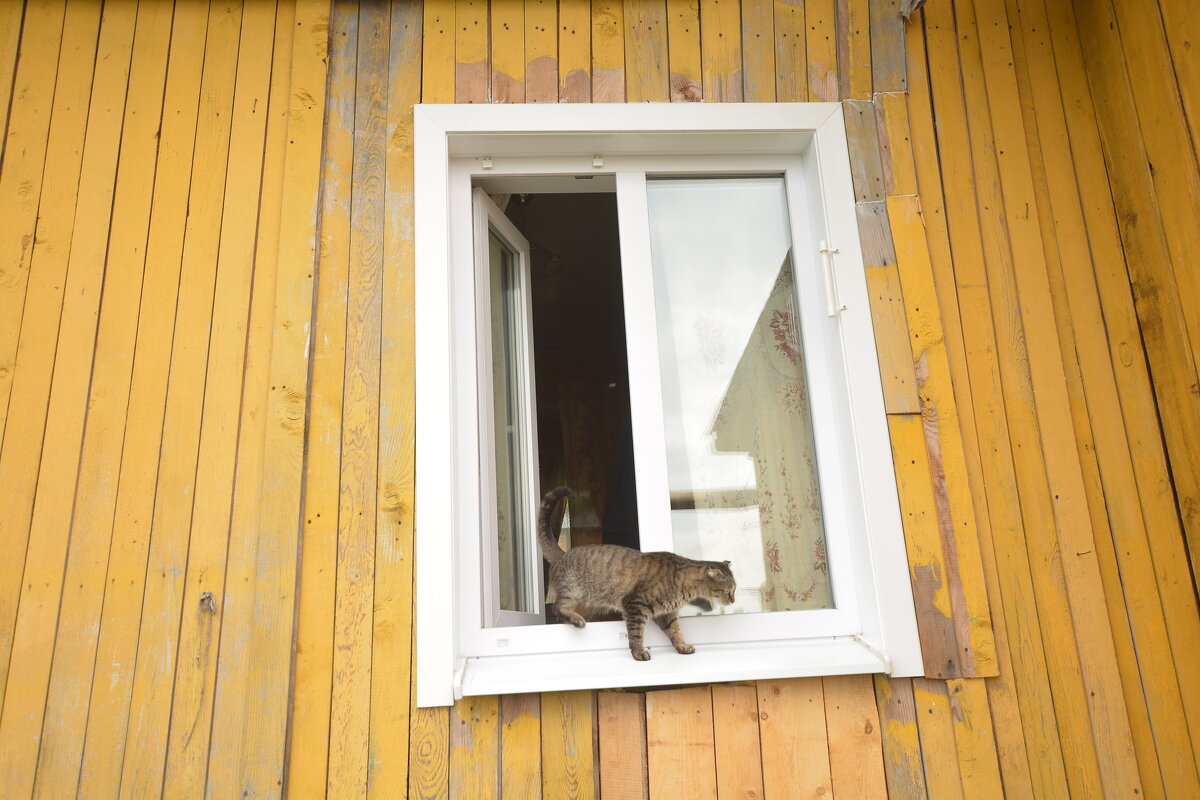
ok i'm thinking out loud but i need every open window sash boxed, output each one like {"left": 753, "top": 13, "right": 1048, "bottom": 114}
{"left": 473, "top": 188, "right": 546, "bottom": 628}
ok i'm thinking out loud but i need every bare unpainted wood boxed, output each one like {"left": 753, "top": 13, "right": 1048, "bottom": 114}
{"left": 824, "top": 675, "right": 888, "bottom": 799}
{"left": 543, "top": 691, "right": 598, "bottom": 799}
{"left": 843, "top": 100, "right": 887, "bottom": 201}
{"left": 874, "top": 91, "right": 916, "bottom": 197}
{"left": 646, "top": 686, "right": 717, "bottom": 800}
{"left": 869, "top": 0, "right": 905, "bottom": 91}
{"left": 599, "top": 692, "right": 649, "bottom": 800}
{"left": 712, "top": 684, "right": 766, "bottom": 800}
{"left": 757, "top": 678, "right": 833, "bottom": 797}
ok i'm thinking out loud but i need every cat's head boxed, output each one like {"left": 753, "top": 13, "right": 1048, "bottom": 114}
{"left": 700, "top": 560, "right": 737, "bottom": 606}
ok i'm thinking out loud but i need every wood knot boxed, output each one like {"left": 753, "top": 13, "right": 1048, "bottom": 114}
{"left": 200, "top": 591, "right": 217, "bottom": 613}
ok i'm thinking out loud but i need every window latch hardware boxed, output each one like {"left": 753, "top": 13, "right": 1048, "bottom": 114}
{"left": 819, "top": 240, "right": 846, "bottom": 317}
{"left": 481, "top": 156, "right": 493, "bottom": 170}
{"left": 592, "top": 155, "right": 604, "bottom": 168}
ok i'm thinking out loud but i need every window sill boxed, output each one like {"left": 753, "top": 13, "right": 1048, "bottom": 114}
{"left": 456, "top": 636, "right": 890, "bottom": 700}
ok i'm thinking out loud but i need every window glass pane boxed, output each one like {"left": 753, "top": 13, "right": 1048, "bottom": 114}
{"left": 489, "top": 230, "right": 534, "bottom": 613}
{"left": 645, "top": 177, "right": 832, "bottom": 613}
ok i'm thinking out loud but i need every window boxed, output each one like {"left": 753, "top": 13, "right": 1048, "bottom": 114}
{"left": 415, "top": 104, "right": 922, "bottom": 707}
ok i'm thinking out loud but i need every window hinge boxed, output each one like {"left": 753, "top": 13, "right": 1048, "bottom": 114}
{"left": 819, "top": 240, "right": 846, "bottom": 317}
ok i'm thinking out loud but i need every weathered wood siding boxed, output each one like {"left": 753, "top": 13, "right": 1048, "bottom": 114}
{"left": 0, "top": 0, "right": 1197, "bottom": 797}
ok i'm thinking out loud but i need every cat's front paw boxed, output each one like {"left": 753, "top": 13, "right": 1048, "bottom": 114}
{"left": 674, "top": 643, "right": 695, "bottom": 655}
{"left": 631, "top": 648, "right": 651, "bottom": 661}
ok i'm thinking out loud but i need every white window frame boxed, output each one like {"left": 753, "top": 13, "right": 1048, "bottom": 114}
{"left": 414, "top": 103, "right": 922, "bottom": 707}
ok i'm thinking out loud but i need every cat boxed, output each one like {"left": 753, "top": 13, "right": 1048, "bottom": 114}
{"left": 537, "top": 486, "right": 737, "bottom": 661}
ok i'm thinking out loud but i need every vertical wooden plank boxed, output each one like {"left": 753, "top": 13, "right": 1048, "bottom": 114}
{"left": 837, "top": 0, "right": 871, "bottom": 98}
{"left": 26, "top": 4, "right": 173, "bottom": 797}
{"left": 1047, "top": 0, "right": 1200, "bottom": 773}
{"left": 326, "top": 2, "right": 387, "bottom": 795}
{"left": 903, "top": 15, "right": 1037, "bottom": 797}
{"left": 741, "top": 0, "right": 775, "bottom": 101}
{"left": 159, "top": 5, "right": 284, "bottom": 798}
{"left": 0, "top": 2, "right": 26, "bottom": 148}
{"left": 502, "top": 694, "right": 544, "bottom": 799}
{"left": 700, "top": 0, "right": 742, "bottom": 101}
{"left": 450, "top": 696, "right": 500, "bottom": 800}
{"left": 592, "top": 0, "right": 625, "bottom": 101}
{"left": 599, "top": 692, "right": 649, "bottom": 800}
{"left": 887, "top": 414, "right": 958, "bottom": 678}
{"left": 711, "top": 684, "right": 764, "bottom": 800}
{"left": 969, "top": 0, "right": 1143, "bottom": 794}
{"left": 559, "top": 0, "right": 592, "bottom": 100}
{"left": 843, "top": 99, "right": 886, "bottom": 201}
{"left": 773, "top": 0, "right": 805, "bottom": 100}
{"left": 646, "top": 687, "right": 717, "bottom": 800}
{"left": 288, "top": 2, "right": 354, "bottom": 796}
{"left": 868, "top": 0, "right": 904, "bottom": 91}
{"left": 526, "top": 0, "right": 558, "bottom": 100}
{"left": 1104, "top": 0, "right": 1200, "bottom": 458}
{"left": 805, "top": 0, "right": 838, "bottom": 100}
{"left": 205, "top": 1, "right": 329, "bottom": 795}
{"left": 874, "top": 92, "right": 916, "bottom": 197}
{"left": 1072, "top": 0, "right": 1200, "bottom": 593}
{"left": 423, "top": 0, "right": 455, "bottom": 102}
{"left": 369, "top": 0, "right": 423, "bottom": 796}
{"left": 945, "top": 680, "right": 1005, "bottom": 800}
{"left": 624, "top": 0, "right": 668, "bottom": 101}
{"left": 856, "top": 203, "right": 920, "bottom": 413}
{"left": 0, "top": 0, "right": 96, "bottom": 714}
{"left": 756, "top": 678, "right": 832, "bottom": 798}
{"left": 873, "top": 677, "right": 928, "bottom": 799}
{"left": 410, "top": 705, "right": 451, "bottom": 799}
{"left": 889, "top": 195, "right": 997, "bottom": 678}
{"left": 455, "top": 0, "right": 488, "bottom": 101}
{"left": 1011, "top": 0, "right": 1200, "bottom": 790}
{"left": 542, "top": 690, "right": 598, "bottom": 800}
{"left": 0, "top": 0, "right": 135, "bottom": 793}
{"left": 911, "top": 678, "right": 964, "bottom": 800}
{"left": 919, "top": 5, "right": 1071, "bottom": 796}
{"left": 666, "top": 0, "right": 702, "bottom": 100}
{"left": 0, "top": 0, "right": 68, "bottom": 448}
{"left": 1157, "top": 0, "right": 1200, "bottom": 166}
{"left": 493, "top": 0, "right": 526, "bottom": 101}
{"left": 115, "top": 4, "right": 243, "bottom": 795}
{"left": 74, "top": 3, "right": 210, "bottom": 795}
{"left": 823, "top": 675, "right": 887, "bottom": 800}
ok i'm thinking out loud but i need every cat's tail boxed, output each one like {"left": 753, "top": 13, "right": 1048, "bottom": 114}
{"left": 537, "top": 486, "right": 575, "bottom": 565}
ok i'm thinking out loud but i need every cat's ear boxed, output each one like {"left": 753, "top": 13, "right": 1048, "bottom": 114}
{"left": 722, "top": 560, "right": 731, "bottom": 567}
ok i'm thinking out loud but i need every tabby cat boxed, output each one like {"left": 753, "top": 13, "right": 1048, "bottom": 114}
{"left": 537, "top": 486, "right": 737, "bottom": 661}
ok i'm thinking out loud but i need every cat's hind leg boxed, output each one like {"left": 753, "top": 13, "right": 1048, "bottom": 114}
{"left": 622, "top": 598, "right": 652, "bottom": 660}
{"left": 654, "top": 612, "right": 695, "bottom": 655}
{"left": 554, "top": 595, "right": 588, "bottom": 628}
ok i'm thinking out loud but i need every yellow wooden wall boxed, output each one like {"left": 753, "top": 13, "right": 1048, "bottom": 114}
{"left": 0, "top": 0, "right": 1198, "bottom": 797}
